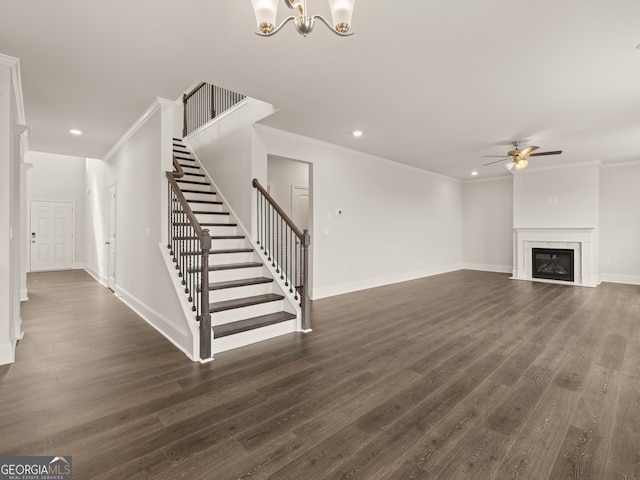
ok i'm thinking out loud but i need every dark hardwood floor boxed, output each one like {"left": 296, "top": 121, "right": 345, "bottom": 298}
{"left": 1, "top": 269, "right": 639, "bottom": 479}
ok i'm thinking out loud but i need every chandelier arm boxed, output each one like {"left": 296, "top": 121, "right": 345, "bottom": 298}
{"left": 254, "top": 16, "right": 297, "bottom": 36}
{"left": 312, "top": 15, "right": 354, "bottom": 36}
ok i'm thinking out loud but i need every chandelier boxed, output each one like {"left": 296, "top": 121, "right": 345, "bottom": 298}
{"left": 250, "top": 0, "right": 355, "bottom": 37}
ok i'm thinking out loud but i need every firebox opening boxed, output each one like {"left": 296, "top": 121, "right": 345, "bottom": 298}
{"left": 532, "top": 248, "right": 575, "bottom": 282}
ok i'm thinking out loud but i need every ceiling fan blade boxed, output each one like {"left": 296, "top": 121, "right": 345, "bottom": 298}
{"left": 482, "top": 155, "right": 509, "bottom": 157}
{"left": 529, "top": 150, "right": 562, "bottom": 156}
{"left": 483, "top": 158, "right": 509, "bottom": 166}
{"left": 520, "top": 145, "right": 539, "bottom": 156}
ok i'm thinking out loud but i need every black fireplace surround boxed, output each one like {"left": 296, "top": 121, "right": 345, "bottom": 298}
{"left": 532, "top": 248, "right": 575, "bottom": 282}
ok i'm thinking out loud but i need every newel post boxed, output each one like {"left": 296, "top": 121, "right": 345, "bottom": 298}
{"left": 301, "top": 229, "right": 311, "bottom": 331}
{"left": 199, "top": 229, "right": 212, "bottom": 360}
{"left": 182, "top": 93, "right": 188, "bottom": 139}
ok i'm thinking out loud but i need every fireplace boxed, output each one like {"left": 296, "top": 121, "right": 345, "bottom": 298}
{"left": 532, "top": 248, "right": 575, "bottom": 282}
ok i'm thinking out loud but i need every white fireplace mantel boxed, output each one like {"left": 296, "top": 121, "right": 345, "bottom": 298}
{"left": 513, "top": 228, "right": 599, "bottom": 287}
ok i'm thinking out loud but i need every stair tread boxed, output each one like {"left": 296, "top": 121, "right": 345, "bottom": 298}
{"left": 205, "top": 277, "right": 273, "bottom": 291}
{"left": 210, "top": 293, "right": 285, "bottom": 313}
{"left": 173, "top": 222, "right": 237, "bottom": 227}
{"left": 181, "top": 248, "right": 253, "bottom": 255}
{"left": 176, "top": 179, "right": 210, "bottom": 185}
{"left": 188, "top": 262, "right": 263, "bottom": 274}
{"left": 172, "top": 209, "right": 228, "bottom": 214}
{"left": 213, "top": 311, "right": 296, "bottom": 338}
{"left": 180, "top": 189, "right": 216, "bottom": 195}
{"left": 174, "top": 235, "right": 245, "bottom": 241}
{"left": 187, "top": 200, "right": 222, "bottom": 205}
{"left": 192, "top": 211, "right": 230, "bottom": 215}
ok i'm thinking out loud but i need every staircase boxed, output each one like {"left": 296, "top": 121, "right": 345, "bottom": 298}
{"left": 169, "top": 138, "right": 297, "bottom": 356}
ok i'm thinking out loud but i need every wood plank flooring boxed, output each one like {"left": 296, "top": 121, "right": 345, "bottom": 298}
{"left": 1, "top": 269, "right": 639, "bottom": 479}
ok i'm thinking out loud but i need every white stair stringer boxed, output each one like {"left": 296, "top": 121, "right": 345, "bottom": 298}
{"left": 170, "top": 138, "right": 299, "bottom": 356}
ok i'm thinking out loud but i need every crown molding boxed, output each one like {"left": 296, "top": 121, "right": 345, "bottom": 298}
{"left": 103, "top": 97, "right": 173, "bottom": 162}
{"left": 253, "top": 124, "right": 462, "bottom": 183}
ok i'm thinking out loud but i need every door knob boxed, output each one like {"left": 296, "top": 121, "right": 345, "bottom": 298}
{"left": 105, "top": 241, "right": 111, "bottom": 245}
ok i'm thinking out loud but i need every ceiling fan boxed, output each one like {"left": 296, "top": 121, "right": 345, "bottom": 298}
{"left": 483, "top": 141, "right": 563, "bottom": 172}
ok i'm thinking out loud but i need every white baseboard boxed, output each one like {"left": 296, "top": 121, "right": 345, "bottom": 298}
{"left": 311, "top": 264, "right": 464, "bottom": 299}
{"left": 600, "top": 273, "right": 640, "bottom": 285}
{"left": 20, "top": 288, "right": 28, "bottom": 301}
{"left": 463, "top": 263, "right": 513, "bottom": 274}
{"left": 0, "top": 340, "right": 16, "bottom": 365}
{"left": 114, "top": 285, "right": 196, "bottom": 362}
{"left": 83, "top": 264, "right": 108, "bottom": 287}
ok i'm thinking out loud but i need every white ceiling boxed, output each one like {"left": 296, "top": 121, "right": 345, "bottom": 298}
{"left": 2, "top": 0, "right": 639, "bottom": 180}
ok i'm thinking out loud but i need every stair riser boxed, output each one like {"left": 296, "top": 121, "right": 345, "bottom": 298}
{"left": 210, "top": 238, "right": 247, "bottom": 250}
{"left": 212, "top": 319, "right": 296, "bottom": 354}
{"left": 182, "top": 173, "right": 206, "bottom": 181}
{"left": 183, "top": 192, "right": 218, "bottom": 202}
{"left": 212, "top": 299, "right": 284, "bottom": 325}
{"left": 195, "top": 213, "right": 232, "bottom": 224}
{"left": 209, "top": 252, "right": 257, "bottom": 265}
{"left": 189, "top": 252, "right": 257, "bottom": 270}
{"left": 211, "top": 282, "right": 274, "bottom": 302}
{"left": 177, "top": 182, "right": 211, "bottom": 192}
{"left": 203, "top": 225, "right": 238, "bottom": 236}
{"left": 208, "top": 266, "right": 265, "bottom": 283}
{"left": 187, "top": 203, "right": 224, "bottom": 213}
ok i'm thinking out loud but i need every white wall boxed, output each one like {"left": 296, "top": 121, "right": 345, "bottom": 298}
{"left": 102, "top": 101, "right": 196, "bottom": 358}
{"left": 600, "top": 162, "right": 640, "bottom": 284}
{"left": 254, "top": 126, "right": 464, "bottom": 299}
{"left": 463, "top": 177, "right": 513, "bottom": 272}
{"left": 185, "top": 99, "right": 275, "bottom": 232}
{"left": 26, "top": 151, "right": 86, "bottom": 269}
{"left": 513, "top": 163, "right": 599, "bottom": 228}
{"left": 83, "top": 157, "right": 108, "bottom": 284}
{"left": 267, "top": 155, "right": 309, "bottom": 221}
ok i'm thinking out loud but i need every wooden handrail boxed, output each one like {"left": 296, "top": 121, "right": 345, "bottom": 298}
{"left": 253, "top": 177, "right": 311, "bottom": 331}
{"left": 252, "top": 178, "right": 307, "bottom": 243}
{"left": 166, "top": 163, "right": 204, "bottom": 238}
{"left": 166, "top": 155, "right": 211, "bottom": 360}
{"left": 184, "top": 82, "right": 206, "bottom": 103}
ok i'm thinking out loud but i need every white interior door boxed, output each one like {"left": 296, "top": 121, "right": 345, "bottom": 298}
{"left": 107, "top": 184, "right": 117, "bottom": 291}
{"left": 292, "top": 186, "right": 309, "bottom": 231}
{"left": 30, "top": 201, "right": 73, "bottom": 271}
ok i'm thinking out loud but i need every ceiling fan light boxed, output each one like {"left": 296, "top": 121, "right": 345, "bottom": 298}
{"left": 251, "top": 0, "right": 279, "bottom": 33}
{"left": 514, "top": 158, "right": 529, "bottom": 171}
{"left": 327, "top": 0, "right": 355, "bottom": 33}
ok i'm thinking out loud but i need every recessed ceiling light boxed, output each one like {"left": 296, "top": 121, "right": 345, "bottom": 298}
{"left": 352, "top": 130, "right": 363, "bottom": 137}
{"left": 69, "top": 129, "right": 83, "bottom": 135}
{"left": 471, "top": 171, "right": 478, "bottom": 176}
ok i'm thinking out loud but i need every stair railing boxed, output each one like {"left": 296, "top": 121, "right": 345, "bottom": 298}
{"left": 183, "top": 82, "right": 247, "bottom": 137}
{"left": 252, "top": 179, "right": 311, "bottom": 330}
{"left": 166, "top": 156, "right": 211, "bottom": 360}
